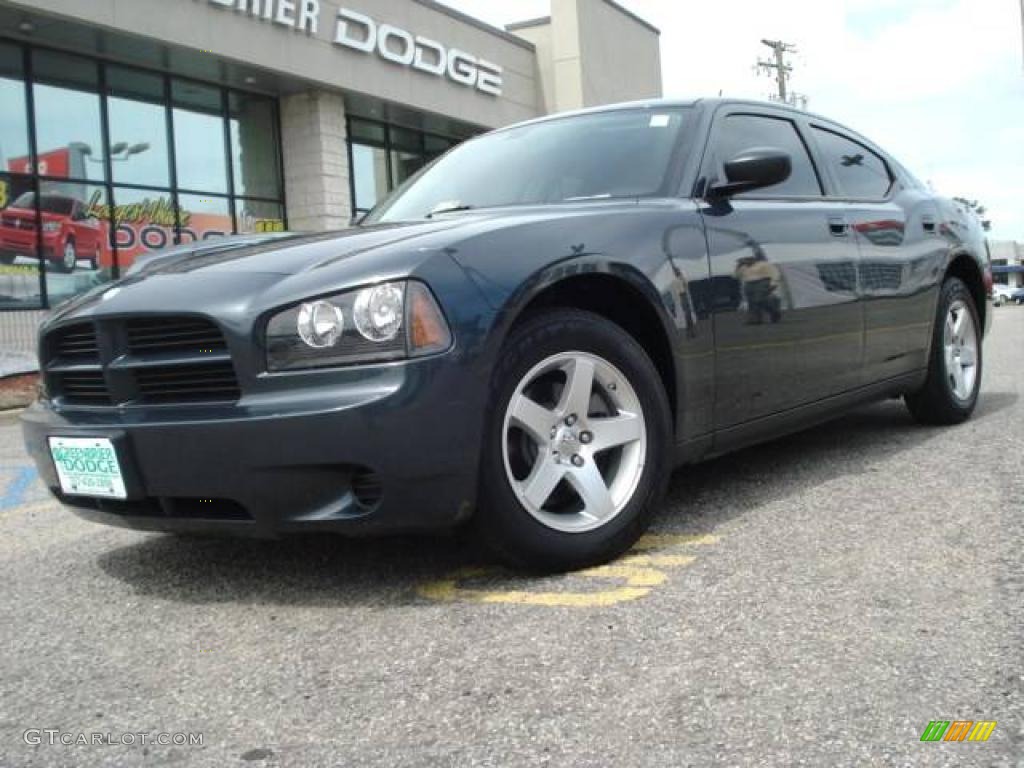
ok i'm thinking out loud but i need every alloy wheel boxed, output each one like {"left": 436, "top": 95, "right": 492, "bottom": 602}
{"left": 63, "top": 242, "right": 77, "bottom": 272}
{"left": 943, "top": 299, "right": 978, "bottom": 401}
{"left": 501, "top": 351, "right": 647, "bottom": 533}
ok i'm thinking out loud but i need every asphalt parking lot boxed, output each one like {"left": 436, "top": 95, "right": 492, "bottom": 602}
{"left": 0, "top": 308, "right": 1021, "bottom": 767}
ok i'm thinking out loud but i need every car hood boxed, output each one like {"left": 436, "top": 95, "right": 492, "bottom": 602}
{"left": 44, "top": 200, "right": 657, "bottom": 328}
{"left": 129, "top": 222, "right": 470, "bottom": 277}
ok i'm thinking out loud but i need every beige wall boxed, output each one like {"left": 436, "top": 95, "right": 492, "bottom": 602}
{"left": 511, "top": 0, "right": 662, "bottom": 114}
{"left": 575, "top": 0, "right": 662, "bottom": 107}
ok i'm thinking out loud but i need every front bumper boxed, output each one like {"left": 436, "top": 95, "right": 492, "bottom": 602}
{"left": 21, "top": 355, "right": 483, "bottom": 537}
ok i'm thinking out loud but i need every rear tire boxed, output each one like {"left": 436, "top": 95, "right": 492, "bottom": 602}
{"left": 474, "top": 309, "right": 672, "bottom": 572}
{"left": 905, "top": 277, "right": 981, "bottom": 425}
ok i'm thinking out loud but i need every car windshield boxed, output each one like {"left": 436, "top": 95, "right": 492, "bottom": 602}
{"left": 11, "top": 193, "right": 75, "bottom": 215}
{"left": 367, "top": 107, "right": 692, "bottom": 224}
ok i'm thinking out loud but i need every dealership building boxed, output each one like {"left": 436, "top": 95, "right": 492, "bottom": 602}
{"left": 0, "top": 0, "right": 662, "bottom": 336}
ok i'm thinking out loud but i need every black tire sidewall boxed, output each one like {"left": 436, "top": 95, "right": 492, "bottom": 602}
{"left": 477, "top": 309, "right": 672, "bottom": 571}
{"left": 907, "top": 277, "right": 982, "bottom": 423}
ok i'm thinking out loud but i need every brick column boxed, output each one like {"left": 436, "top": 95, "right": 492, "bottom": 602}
{"left": 280, "top": 91, "right": 351, "bottom": 232}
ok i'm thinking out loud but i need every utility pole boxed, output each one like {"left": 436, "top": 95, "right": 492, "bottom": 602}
{"left": 756, "top": 39, "right": 806, "bottom": 108}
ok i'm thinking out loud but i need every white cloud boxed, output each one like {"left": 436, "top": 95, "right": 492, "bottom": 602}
{"left": 442, "top": 0, "right": 1024, "bottom": 240}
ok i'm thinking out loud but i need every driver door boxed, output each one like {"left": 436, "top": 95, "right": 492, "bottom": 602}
{"left": 697, "top": 108, "right": 864, "bottom": 429}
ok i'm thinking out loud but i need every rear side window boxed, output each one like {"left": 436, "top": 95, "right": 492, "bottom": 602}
{"left": 812, "top": 127, "right": 893, "bottom": 199}
{"left": 712, "top": 114, "right": 822, "bottom": 197}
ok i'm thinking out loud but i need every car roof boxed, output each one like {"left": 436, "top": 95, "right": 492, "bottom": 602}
{"left": 487, "top": 97, "right": 881, "bottom": 155}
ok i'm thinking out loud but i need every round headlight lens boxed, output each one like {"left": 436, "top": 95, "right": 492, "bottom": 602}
{"left": 297, "top": 300, "right": 344, "bottom": 348}
{"left": 353, "top": 283, "right": 404, "bottom": 342}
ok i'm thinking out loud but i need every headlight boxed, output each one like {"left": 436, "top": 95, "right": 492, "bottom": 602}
{"left": 265, "top": 280, "right": 452, "bottom": 371}
{"left": 42, "top": 221, "right": 61, "bottom": 233}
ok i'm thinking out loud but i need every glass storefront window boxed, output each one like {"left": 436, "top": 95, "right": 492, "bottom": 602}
{"left": 107, "top": 67, "right": 171, "bottom": 188}
{"left": 352, "top": 143, "right": 389, "bottom": 213}
{"left": 0, "top": 43, "right": 30, "bottom": 173}
{"left": 31, "top": 51, "right": 105, "bottom": 182}
{"left": 0, "top": 173, "right": 42, "bottom": 309}
{"left": 1, "top": 43, "right": 284, "bottom": 316}
{"left": 348, "top": 118, "right": 470, "bottom": 214}
{"left": 172, "top": 80, "right": 228, "bottom": 193}
{"left": 110, "top": 186, "right": 178, "bottom": 271}
{"left": 424, "top": 135, "right": 453, "bottom": 160}
{"left": 230, "top": 92, "right": 281, "bottom": 200}
{"left": 236, "top": 199, "right": 285, "bottom": 234}
{"left": 177, "top": 194, "right": 232, "bottom": 246}
{"left": 349, "top": 119, "right": 386, "bottom": 145}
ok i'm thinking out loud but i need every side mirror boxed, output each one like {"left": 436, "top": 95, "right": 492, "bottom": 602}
{"left": 709, "top": 148, "right": 792, "bottom": 198}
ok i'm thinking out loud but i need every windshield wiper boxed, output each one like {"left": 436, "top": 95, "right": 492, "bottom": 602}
{"left": 426, "top": 201, "right": 475, "bottom": 218}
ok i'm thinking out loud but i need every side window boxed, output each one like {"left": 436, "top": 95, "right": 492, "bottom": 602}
{"left": 713, "top": 114, "right": 822, "bottom": 197}
{"left": 812, "top": 127, "right": 893, "bottom": 199}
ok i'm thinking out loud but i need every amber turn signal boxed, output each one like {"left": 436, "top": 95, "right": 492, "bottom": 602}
{"left": 407, "top": 282, "right": 452, "bottom": 356}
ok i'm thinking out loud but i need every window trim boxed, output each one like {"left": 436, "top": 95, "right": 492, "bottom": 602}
{"left": 696, "top": 106, "right": 828, "bottom": 202}
{"left": 806, "top": 123, "right": 897, "bottom": 203}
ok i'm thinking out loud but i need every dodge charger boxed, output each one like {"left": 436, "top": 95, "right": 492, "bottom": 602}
{"left": 21, "top": 98, "right": 991, "bottom": 571}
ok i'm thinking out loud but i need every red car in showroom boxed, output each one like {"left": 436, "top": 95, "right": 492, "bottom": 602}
{"left": 0, "top": 192, "right": 103, "bottom": 272}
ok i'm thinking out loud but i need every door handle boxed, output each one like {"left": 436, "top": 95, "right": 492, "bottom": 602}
{"left": 922, "top": 216, "right": 937, "bottom": 234}
{"left": 828, "top": 216, "right": 849, "bottom": 237}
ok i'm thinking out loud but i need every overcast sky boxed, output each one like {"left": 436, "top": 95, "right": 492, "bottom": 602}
{"left": 443, "top": 0, "right": 1024, "bottom": 242}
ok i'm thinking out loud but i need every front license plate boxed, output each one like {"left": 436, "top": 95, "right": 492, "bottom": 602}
{"left": 48, "top": 437, "right": 127, "bottom": 500}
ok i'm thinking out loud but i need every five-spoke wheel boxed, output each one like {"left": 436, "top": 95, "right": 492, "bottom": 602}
{"left": 503, "top": 351, "right": 647, "bottom": 533}
{"left": 476, "top": 309, "right": 670, "bottom": 572}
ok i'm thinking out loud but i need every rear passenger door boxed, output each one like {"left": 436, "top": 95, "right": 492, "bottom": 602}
{"left": 808, "top": 126, "right": 943, "bottom": 383}
{"left": 698, "top": 108, "right": 863, "bottom": 429}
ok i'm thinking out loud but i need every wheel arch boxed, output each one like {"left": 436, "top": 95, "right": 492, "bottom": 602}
{"left": 945, "top": 251, "right": 987, "bottom": 332}
{"left": 497, "top": 265, "right": 679, "bottom": 431}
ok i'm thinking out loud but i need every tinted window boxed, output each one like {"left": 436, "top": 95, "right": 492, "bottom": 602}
{"left": 713, "top": 114, "right": 822, "bottom": 197}
{"left": 812, "top": 127, "right": 892, "bottom": 199}
{"left": 370, "top": 108, "right": 689, "bottom": 223}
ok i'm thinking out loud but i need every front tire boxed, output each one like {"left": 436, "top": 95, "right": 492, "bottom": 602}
{"left": 475, "top": 309, "right": 672, "bottom": 572}
{"left": 58, "top": 240, "right": 77, "bottom": 273}
{"left": 905, "top": 277, "right": 981, "bottom": 425}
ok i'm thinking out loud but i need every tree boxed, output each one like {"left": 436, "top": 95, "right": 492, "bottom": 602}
{"left": 953, "top": 197, "right": 992, "bottom": 232}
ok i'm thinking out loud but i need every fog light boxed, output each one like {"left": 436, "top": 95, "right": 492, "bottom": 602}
{"left": 296, "top": 300, "right": 344, "bottom": 348}
{"left": 353, "top": 283, "right": 404, "bottom": 342}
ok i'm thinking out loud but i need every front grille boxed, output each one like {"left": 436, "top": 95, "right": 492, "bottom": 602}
{"left": 135, "top": 362, "right": 240, "bottom": 404}
{"left": 52, "top": 371, "right": 110, "bottom": 404}
{"left": 52, "top": 323, "right": 100, "bottom": 362}
{"left": 43, "top": 316, "right": 240, "bottom": 407}
{"left": 56, "top": 492, "right": 252, "bottom": 521}
{"left": 126, "top": 316, "right": 227, "bottom": 354}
